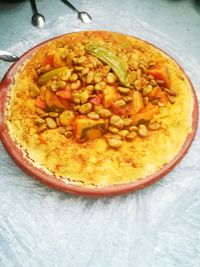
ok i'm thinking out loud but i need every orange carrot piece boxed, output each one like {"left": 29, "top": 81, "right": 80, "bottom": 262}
{"left": 132, "top": 103, "right": 159, "bottom": 125}
{"left": 43, "top": 55, "right": 54, "bottom": 67}
{"left": 56, "top": 89, "right": 71, "bottom": 100}
{"left": 149, "top": 87, "right": 161, "bottom": 99}
{"left": 35, "top": 96, "right": 46, "bottom": 110}
{"left": 147, "top": 64, "right": 170, "bottom": 87}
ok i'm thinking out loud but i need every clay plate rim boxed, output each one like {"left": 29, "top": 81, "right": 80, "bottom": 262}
{"left": 0, "top": 31, "right": 198, "bottom": 197}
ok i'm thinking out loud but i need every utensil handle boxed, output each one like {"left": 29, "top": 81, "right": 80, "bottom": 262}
{"left": 30, "top": 0, "right": 38, "bottom": 14}
{"left": 61, "top": 0, "right": 79, "bottom": 12}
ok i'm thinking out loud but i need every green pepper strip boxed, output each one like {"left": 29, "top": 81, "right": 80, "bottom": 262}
{"left": 38, "top": 67, "right": 70, "bottom": 85}
{"left": 85, "top": 44, "right": 130, "bottom": 87}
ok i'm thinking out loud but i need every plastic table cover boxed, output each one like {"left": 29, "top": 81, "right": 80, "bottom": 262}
{"left": 0, "top": 1, "right": 200, "bottom": 266}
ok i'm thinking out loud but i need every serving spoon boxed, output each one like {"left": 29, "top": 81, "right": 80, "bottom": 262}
{"left": 30, "top": 0, "right": 45, "bottom": 28}
{"left": 0, "top": 50, "right": 19, "bottom": 62}
{"left": 61, "top": 0, "right": 92, "bottom": 24}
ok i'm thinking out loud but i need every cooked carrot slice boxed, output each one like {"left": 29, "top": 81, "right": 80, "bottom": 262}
{"left": 132, "top": 103, "right": 159, "bottom": 125}
{"left": 56, "top": 89, "right": 71, "bottom": 100}
{"left": 129, "top": 91, "right": 144, "bottom": 115}
{"left": 43, "top": 55, "right": 54, "bottom": 67}
{"left": 35, "top": 96, "right": 46, "bottom": 110}
{"left": 147, "top": 64, "right": 170, "bottom": 87}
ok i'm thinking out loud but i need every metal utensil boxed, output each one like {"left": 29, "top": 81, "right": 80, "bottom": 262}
{"left": 61, "top": 0, "right": 92, "bottom": 24}
{"left": 30, "top": 0, "right": 45, "bottom": 28}
{"left": 0, "top": 50, "right": 19, "bottom": 62}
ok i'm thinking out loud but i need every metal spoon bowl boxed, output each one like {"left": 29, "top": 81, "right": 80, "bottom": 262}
{"left": 0, "top": 50, "right": 19, "bottom": 62}
{"left": 31, "top": 12, "right": 45, "bottom": 28}
{"left": 78, "top": 11, "right": 92, "bottom": 24}
{"left": 30, "top": 0, "right": 45, "bottom": 28}
{"left": 61, "top": 0, "right": 92, "bottom": 24}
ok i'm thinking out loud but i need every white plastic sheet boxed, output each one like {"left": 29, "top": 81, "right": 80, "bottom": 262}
{"left": 0, "top": 2, "right": 200, "bottom": 266}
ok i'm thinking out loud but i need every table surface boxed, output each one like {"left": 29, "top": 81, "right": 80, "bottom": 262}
{"left": 0, "top": 1, "right": 200, "bottom": 267}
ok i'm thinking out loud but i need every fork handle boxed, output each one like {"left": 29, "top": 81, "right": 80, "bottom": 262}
{"left": 61, "top": 0, "right": 79, "bottom": 13}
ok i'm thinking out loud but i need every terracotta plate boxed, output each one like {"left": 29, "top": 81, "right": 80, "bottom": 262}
{"left": 0, "top": 32, "right": 198, "bottom": 197}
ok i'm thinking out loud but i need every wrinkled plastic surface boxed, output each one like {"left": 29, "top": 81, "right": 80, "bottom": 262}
{"left": 0, "top": 2, "right": 200, "bottom": 266}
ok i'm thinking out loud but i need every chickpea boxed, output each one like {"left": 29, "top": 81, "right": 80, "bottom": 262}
{"left": 35, "top": 107, "right": 45, "bottom": 115}
{"left": 56, "top": 117, "right": 61, "bottom": 126}
{"left": 86, "top": 71, "right": 94, "bottom": 84}
{"left": 134, "top": 79, "right": 142, "bottom": 91}
{"left": 123, "top": 118, "right": 133, "bottom": 127}
{"left": 122, "top": 95, "right": 133, "bottom": 103}
{"left": 126, "top": 132, "right": 137, "bottom": 140}
{"left": 106, "top": 133, "right": 122, "bottom": 140}
{"left": 72, "top": 104, "right": 81, "bottom": 111}
{"left": 168, "top": 95, "right": 176, "bottom": 104}
{"left": 164, "top": 88, "right": 177, "bottom": 96}
{"left": 103, "top": 65, "right": 111, "bottom": 74}
{"left": 37, "top": 64, "right": 51, "bottom": 75}
{"left": 46, "top": 117, "right": 57, "bottom": 129}
{"left": 29, "top": 84, "right": 40, "bottom": 97}
{"left": 148, "top": 123, "right": 161, "bottom": 130}
{"left": 107, "top": 139, "right": 122, "bottom": 149}
{"left": 94, "top": 73, "right": 103, "bottom": 83}
{"left": 70, "top": 73, "right": 78, "bottom": 82}
{"left": 57, "top": 80, "right": 67, "bottom": 90}
{"left": 40, "top": 112, "right": 49, "bottom": 119}
{"left": 64, "top": 131, "right": 73, "bottom": 138}
{"left": 74, "top": 66, "right": 84, "bottom": 71}
{"left": 142, "top": 84, "right": 153, "bottom": 96}
{"left": 128, "top": 71, "right": 138, "bottom": 83}
{"left": 129, "top": 125, "right": 138, "bottom": 132}
{"left": 90, "top": 58, "right": 98, "bottom": 68}
{"left": 117, "top": 87, "right": 130, "bottom": 94}
{"left": 72, "top": 91, "right": 81, "bottom": 104}
{"left": 60, "top": 50, "right": 69, "bottom": 59}
{"left": 60, "top": 69, "right": 72, "bottom": 81}
{"left": 76, "top": 56, "right": 86, "bottom": 64}
{"left": 66, "top": 52, "right": 75, "bottom": 65}
{"left": 71, "top": 80, "right": 81, "bottom": 90}
{"left": 113, "top": 99, "right": 126, "bottom": 108}
{"left": 85, "top": 85, "right": 94, "bottom": 94}
{"left": 98, "top": 109, "right": 112, "bottom": 118}
{"left": 87, "top": 63, "right": 94, "bottom": 69}
{"left": 94, "top": 81, "right": 106, "bottom": 91}
{"left": 118, "top": 130, "right": 129, "bottom": 138}
{"left": 59, "top": 110, "right": 75, "bottom": 126}
{"left": 80, "top": 91, "right": 89, "bottom": 104}
{"left": 110, "top": 115, "right": 124, "bottom": 129}
{"left": 50, "top": 81, "right": 59, "bottom": 92}
{"left": 87, "top": 112, "right": 100, "bottom": 120}
{"left": 139, "top": 62, "right": 148, "bottom": 72}
{"left": 138, "top": 124, "right": 148, "bottom": 137}
{"left": 34, "top": 118, "right": 45, "bottom": 126}
{"left": 106, "top": 72, "right": 117, "bottom": 84}
{"left": 149, "top": 79, "right": 157, "bottom": 86}
{"left": 79, "top": 103, "right": 92, "bottom": 114}
{"left": 48, "top": 112, "right": 59, "bottom": 118}
{"left": 81, "top": 67, "right": 90, "bottom": 76}
{"left": 57, "top": 127, "right": 66, "bottom": 135}
{"left": 108, "top": 126, "right": 119, "bottom": 134}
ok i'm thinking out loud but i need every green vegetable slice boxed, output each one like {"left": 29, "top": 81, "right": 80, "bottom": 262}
{"left": 38, "top": 67, "right": 70, "bottom": 85}
{"left": 85, "top": 44, "right": 130, "bottom": 87}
